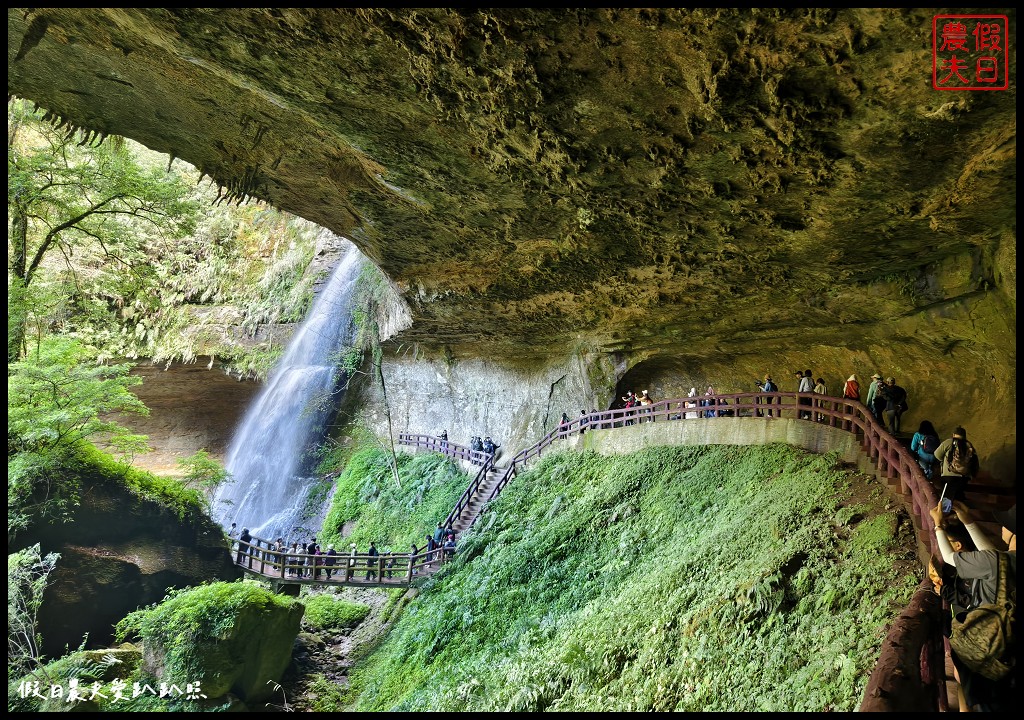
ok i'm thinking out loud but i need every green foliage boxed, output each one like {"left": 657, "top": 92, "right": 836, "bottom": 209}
{"left": 8, "top": 98, "right": 199, "bottom": 361}
{"left": 344, "top": 445, "right": 918, "bottom": 712}
{"left": 319, "top": 447, "right": 469, "bottom": 553}
{"left": 7, "top": 544, "right": 60, "bottom": 683}
{"left": 8, "top": 97, "right": 323, "bottom": 377}
{"left": 176, "top": 449, "right": 232, "bottom": 498}
{"left": 7, "top": 336, "right": 152, "bottom": 532}
{"left": 303, "top": 593, "right": 371, "bottom": 631}
{"left": 7, "top": 336, "right": 149, "bottom": 456}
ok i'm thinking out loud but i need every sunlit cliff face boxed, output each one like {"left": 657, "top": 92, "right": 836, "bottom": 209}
{"left": 8, "top": 8, "right": 1016, "bottom": 475}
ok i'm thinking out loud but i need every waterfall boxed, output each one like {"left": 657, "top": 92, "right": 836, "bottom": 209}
{"left": 213, "top": 243, "right": 365, "bottom": 540}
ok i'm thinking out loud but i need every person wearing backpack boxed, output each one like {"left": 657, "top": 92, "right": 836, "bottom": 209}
{"left": 865, "top": 373, "right": 886, "bottom": 423}
{"left": 880, "top": 376, "right": 908, "bottom": 435}
{"left": 934, "top": 426, "right": 980, "bottom": 502}
{"left": 910, "top": 419, "right": 942, "bottom": 481}
{"left": 930, "top": 502, "right": 1016, "bottom": 711}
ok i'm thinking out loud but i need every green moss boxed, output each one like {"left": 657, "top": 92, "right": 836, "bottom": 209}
{"left": 74, "top": 442, "right": 207, "bottom": 522}
{"left": 303, "top": 593, "right": 371, "bottom": 631}
{"left": 308, "top": 673, "right": 346, "bottom": 712}
{"left": 849, "top": 512, "right": 900, "bottom": 559}
{"left": 320, "top": 446, "right": 469, "bottom": 552}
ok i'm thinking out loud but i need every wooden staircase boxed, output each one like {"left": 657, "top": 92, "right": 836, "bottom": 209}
{"left": 447, "top": 464, "right": 504, "bottom": 541}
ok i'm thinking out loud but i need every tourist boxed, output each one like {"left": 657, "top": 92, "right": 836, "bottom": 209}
{"left": 866, "top": 373, "right": 886, "bottom": 423}
{"left": 934, "top": 426, "right": 980, "bottom": 502}
{"left": 324, "top": 544, "right": 338, "bottom": 580}
{"left": 930, "top": 502, "right": 1016, "bottom": 712}
{"left": 910, "top": 420, "right": 941, "bottom": 481}
{"left": 443, "top": 533, "right": 457, "bottom": 561}
{"left": 638, "top": 390, "right": 654, "bottom": 422}
{"left": 703, "top": 385, "right": 717, "bottom": 418}
{"left": 842, "top": 374, "right": 860, "bottom": 402}
{"left": 306, "top": 537, "right": 318, "bottom": 578}
{"left": 438, "top": 430, "right": 448, "bottom": 452}
{"left": 560, "top": 412, "right": 571, "bottom": 437}
{"left": 227, "top": 522, "right": 239, "bottom": 551}
{"left": 798, "top": 370, "right": 815, "bottom": 420}
{"left": 756, "top": 375, "right": 777, "bottom": 417}
{"left": 579, "top": 409, "right": 588, "bottom": 434}
{"left": 880, "top": 376, "right": 908, "bottom": 435}
{"left": 812, "top": 377, "right": 828, "bottom": 422}
{"left": 366, "top": 541, "right": 379, "bottom": 581}
{"left": 621, "top": 391, "right": 637, "bottom": 426}
{"left": 313, "top": 544, "right": 323, "bottom": 580}
{"left": 287, "top": 541, "right": 299, "bottom": 577}
{"left": 684, "top": 388, "right": 699, "bottom": 419}
{"left": 237, "top": 527, "right": 252, "bottom": 567}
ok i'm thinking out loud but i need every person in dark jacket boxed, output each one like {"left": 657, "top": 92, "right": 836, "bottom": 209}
{"left": 366, "top": 541, "right": 379, "bottom": 581}
{"left": 324, "top": 544, "right": 338, "bottom": 580}
{"left": 880, "top": 377, "right": 908, "bottom": 435}
{"left": 237, "top": 527, "right": 252, "bottom": 567}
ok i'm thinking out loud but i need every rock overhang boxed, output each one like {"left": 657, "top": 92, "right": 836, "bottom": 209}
{"left": 7, "top": 8, "right": 1016, "bottom": 365}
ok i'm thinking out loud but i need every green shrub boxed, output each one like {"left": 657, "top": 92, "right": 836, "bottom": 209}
{"left": 303, "top": 594, "right": 371, "bottom": 632}
{"left": 114, "top": 581, "right": 298, "bottom": 682}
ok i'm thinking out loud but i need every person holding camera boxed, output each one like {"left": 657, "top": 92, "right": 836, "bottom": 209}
{"left": 929, "top": 501, "right": 1016, "bottom": 712}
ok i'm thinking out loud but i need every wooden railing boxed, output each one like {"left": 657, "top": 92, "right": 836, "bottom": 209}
{"left": 398, "top": 433, "right": 492, "bottom": 466}
{"left": 232, "top": 535, "right": 453, "bottom": 586}
{"left": 487, "top": 392, "right": 943, "bottom": 549}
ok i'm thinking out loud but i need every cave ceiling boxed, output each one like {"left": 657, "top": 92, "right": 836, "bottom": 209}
{"left": 7, "top": 8, "right": 1017, "bottom": 363}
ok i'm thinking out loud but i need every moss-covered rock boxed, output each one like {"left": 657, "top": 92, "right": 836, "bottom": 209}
{"left": 130, "top": 581, "right": 304, "bottom": 703}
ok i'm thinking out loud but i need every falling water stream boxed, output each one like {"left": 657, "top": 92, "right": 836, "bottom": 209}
{"left": 213, "top": 244, "right": 364, "bottom": 540}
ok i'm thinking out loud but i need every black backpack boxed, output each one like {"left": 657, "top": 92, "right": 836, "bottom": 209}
{"left": 921, "top": 434, "right": 940, "bottom": 455}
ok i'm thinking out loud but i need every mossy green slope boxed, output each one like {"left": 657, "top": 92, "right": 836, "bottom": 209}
{"left": 319, "top": 449, "right": 470, "bottom": 553}
{"left": 346, "top": 444, "right": 917, "bottom": 712}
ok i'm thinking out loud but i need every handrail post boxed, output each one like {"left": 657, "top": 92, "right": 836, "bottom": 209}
{"left": 378, "top": 557, "right": 384, "bottom": 584}
{"left": 407, "top": 555, "right": 415, "bottom": 584}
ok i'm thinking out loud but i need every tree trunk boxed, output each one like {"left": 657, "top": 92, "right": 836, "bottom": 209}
{"left": 9, "top": 206, "right": 29, "bottom": 361}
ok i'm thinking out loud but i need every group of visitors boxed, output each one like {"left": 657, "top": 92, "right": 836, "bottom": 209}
{"left": 420, "top": 522, "right": 458, "bottom": 562}
{"left": 928, "top": 501, "right": 1015, "bottom": 711}
{"left": 228, "top": 528, "right": 405, "bottom": 581}
{"left": 558, "top": 410, "right": 598, "bottom": 436}
{"left": 619, "top": 390, "right": 654, "bottom": 425}
{"left": 469, "top": 436, "right": 500, "bottom": 456}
